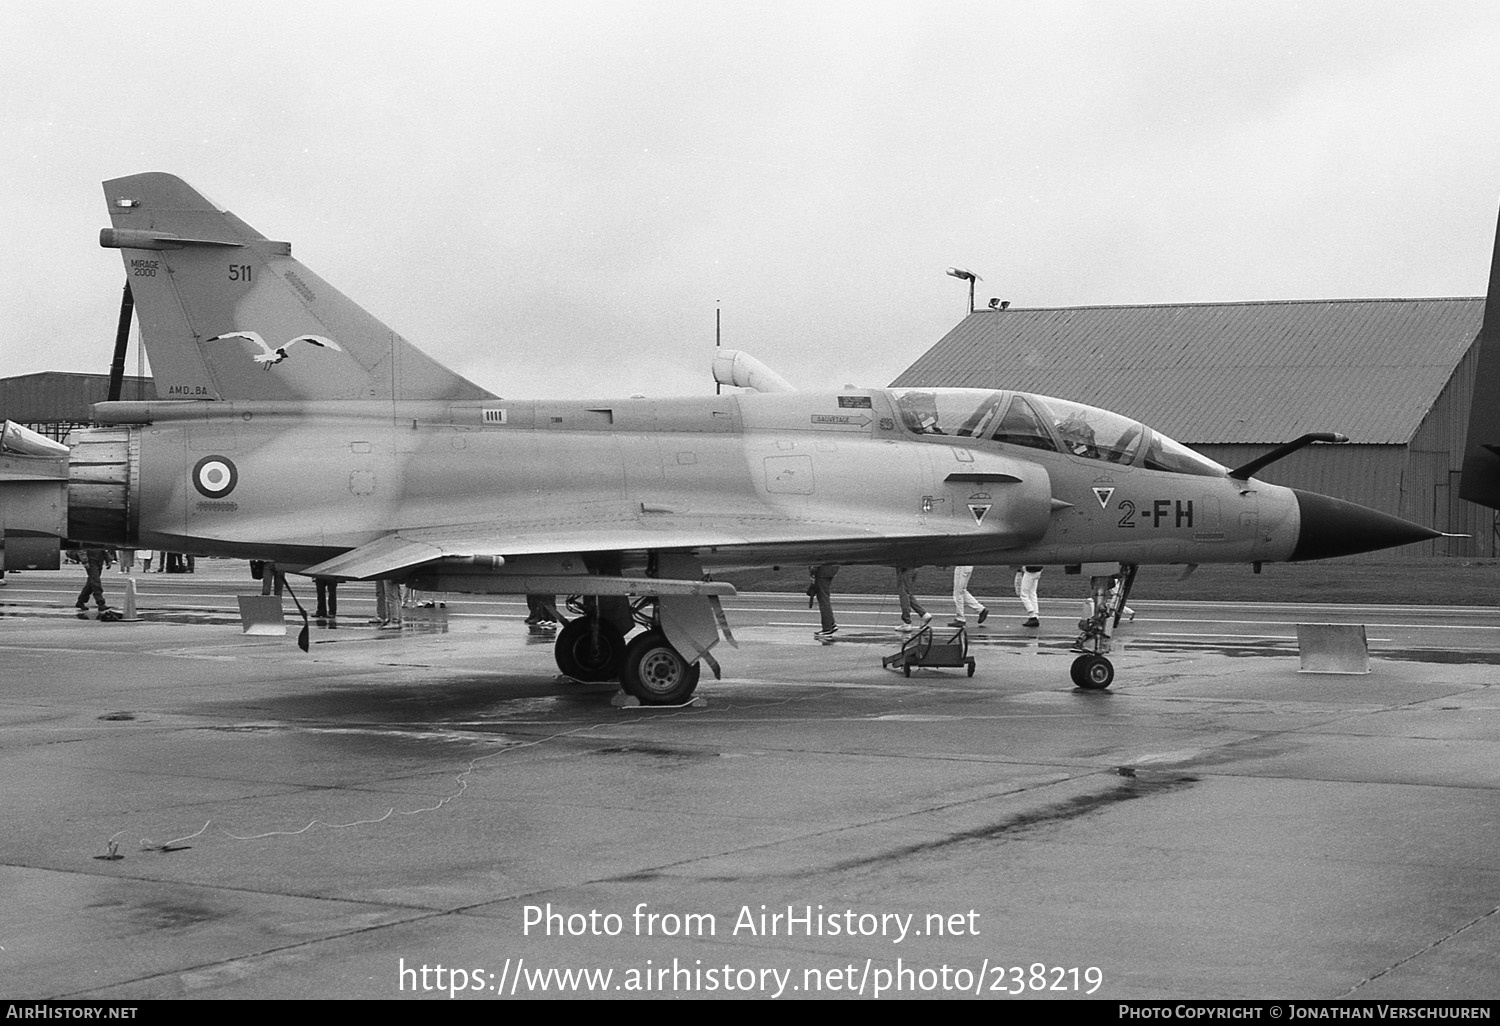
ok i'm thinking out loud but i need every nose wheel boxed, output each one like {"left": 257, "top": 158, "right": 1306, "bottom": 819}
{"left": 1070, "top": 654, "right": 1114, "bottom": 690}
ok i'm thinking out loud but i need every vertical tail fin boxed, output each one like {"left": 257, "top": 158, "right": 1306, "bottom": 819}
{"left": 99, "top": 172, "right": 494, "bottom": 402}
{"left": 1460, "top": 203, "right": 1500, "bottom": 510}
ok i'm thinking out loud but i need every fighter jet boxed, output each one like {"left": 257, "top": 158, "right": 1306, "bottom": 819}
{"left": 27, "top": 173, "right": 1442, "bottom": 701}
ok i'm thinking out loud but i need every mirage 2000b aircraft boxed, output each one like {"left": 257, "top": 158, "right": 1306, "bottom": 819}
{"left": 36, "top": 173, "right": 1438, "bottom": 702}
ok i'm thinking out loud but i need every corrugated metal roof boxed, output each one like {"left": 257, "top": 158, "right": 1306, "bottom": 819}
{"left": 890, "top": 298, "right": 1481, "bottom": 444}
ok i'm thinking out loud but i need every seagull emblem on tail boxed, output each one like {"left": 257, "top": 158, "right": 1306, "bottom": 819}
{"left": 206, "top": 331, "right": 345, "bottom": 369}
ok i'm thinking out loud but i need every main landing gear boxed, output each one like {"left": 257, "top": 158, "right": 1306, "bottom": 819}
{"left": 620, "top": 629, "right": 701, "bottom": 704}
{"left": 553, "top": 616, "right": 627, "bottom": 683}
{"left": 553, "top": 597, "right": 703, "bottom": 705}
{"left": 1069, "top": 563, "right": 1137, "bottom": 691}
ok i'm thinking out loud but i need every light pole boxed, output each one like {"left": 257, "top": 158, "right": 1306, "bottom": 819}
{"left": 946, "top": 267, "right": 980, "bottom": 313}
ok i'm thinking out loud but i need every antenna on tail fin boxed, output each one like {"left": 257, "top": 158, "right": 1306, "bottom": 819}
{"left": 99, "top": 172, "right": 494, "bottom": 403}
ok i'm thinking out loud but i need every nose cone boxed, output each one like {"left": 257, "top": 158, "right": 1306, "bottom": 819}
{"left": 1290, "top": 489, "right": 1442, "bottom": 561}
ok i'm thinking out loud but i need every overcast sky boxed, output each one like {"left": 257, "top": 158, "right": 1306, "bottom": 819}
{"left": 7, "top": 0, "right": 1500, "bottom": 399}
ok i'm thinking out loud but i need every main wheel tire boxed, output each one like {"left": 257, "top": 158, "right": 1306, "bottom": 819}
{"left": 554, "top": 617, "right": 627, "bottom": 682}
{"left": 1072, "top": 654, "right": 1114, "bottom": 690}
{"left": 620, "top": 629, "right": 701, "bottom": 705}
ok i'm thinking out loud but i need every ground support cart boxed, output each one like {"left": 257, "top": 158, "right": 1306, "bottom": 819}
{"left": 882, "top": 624, "right": 976, "bottom": 677}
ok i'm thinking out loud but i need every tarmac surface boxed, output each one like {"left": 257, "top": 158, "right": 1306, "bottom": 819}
{"left": 2, "top": 561, "right": 1498, "bottom": 1000}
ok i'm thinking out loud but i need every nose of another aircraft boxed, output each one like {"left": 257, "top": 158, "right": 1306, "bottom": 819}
{"left": 1289, "top": 488, "right": 1443, "bottom": 561}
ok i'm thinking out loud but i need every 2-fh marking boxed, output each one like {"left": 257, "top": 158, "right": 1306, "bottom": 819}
{"left": 1117, "top": 499, "right": 1194, "bottom": 528}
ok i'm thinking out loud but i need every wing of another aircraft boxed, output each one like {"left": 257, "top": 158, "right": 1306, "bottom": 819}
{"left": 1460, "top": 203, "right": 1500, "bottom": 510}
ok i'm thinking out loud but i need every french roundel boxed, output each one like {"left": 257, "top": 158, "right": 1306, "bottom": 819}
{"left": 192, "top": 456, "right": 239, "bottom": 499}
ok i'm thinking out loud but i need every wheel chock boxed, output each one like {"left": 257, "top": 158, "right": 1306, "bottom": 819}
{"left": 119, "top": 578, "right": 142, "bottom": 622}
{"left": 237, "top": 595, "right": 287, "bottom": 636}
{"left": 1295, "top": 623, "right": 1369, "bottom": 674}
{"left": 610, "top": 692, "right": 708, "bottom": 709}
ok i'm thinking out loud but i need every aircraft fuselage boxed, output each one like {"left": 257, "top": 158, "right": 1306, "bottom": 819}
{"left": 68, "top": 386, "right": 1299, "bottom": 580}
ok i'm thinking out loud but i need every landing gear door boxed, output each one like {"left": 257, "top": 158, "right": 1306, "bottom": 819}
{"left": 655, "top": 553, "right": 719, "bottom": 663}
{"left": 659, "top": 594, "right": 719, "bottom": 664}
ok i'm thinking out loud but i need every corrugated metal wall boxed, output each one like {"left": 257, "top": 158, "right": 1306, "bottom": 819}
{"left": 0, "top": 373, "right": 154, "bottom": 432}
{"left": 1410, "top": 342, "right": 1497, "bottom": 557}
{"left": 1191, "top": 337, "right": 1491, "bottom": 559}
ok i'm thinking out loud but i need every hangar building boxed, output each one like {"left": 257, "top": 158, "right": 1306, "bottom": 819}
{"left": 892, "top": 298, "right": 1492, "bottom": 559}
{"left": 0, "top": 372, "right": 155, "bottom": 441}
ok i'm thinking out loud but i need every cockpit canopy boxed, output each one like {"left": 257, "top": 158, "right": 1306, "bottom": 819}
{"left": 888, "top": 388, "right": 1226, "bottom": 478}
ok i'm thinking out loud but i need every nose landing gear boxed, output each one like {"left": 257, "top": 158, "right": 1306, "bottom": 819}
{"left": 1069, "top": 563, "right": 1136, "bottom": 690}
